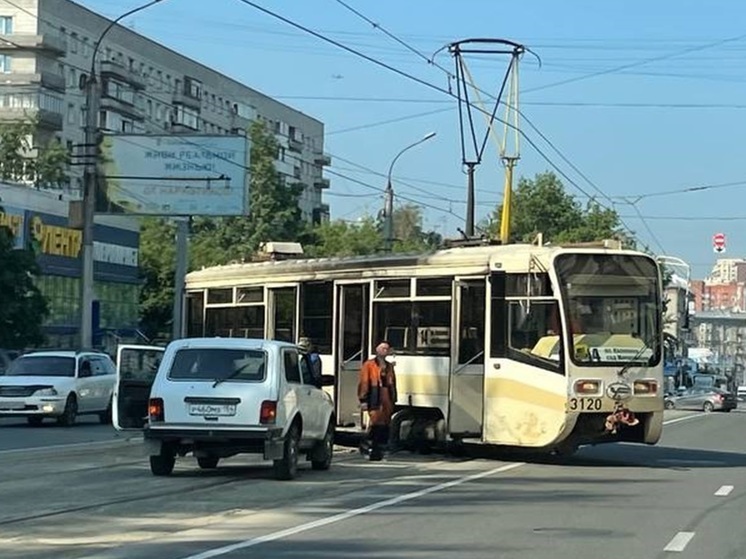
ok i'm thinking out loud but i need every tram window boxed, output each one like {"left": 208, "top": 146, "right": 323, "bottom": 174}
{"left": 373, "top": 300, "right": 451, "bottom": 356}
{"left": 205, "top": 306, "right": 264, "bottom": 338}
{"left": 506, "top": 274, "right": 552, "bottom": 297}
{"left": 186, "top": 291, "right": 204, "bottom": 337}
{"left": 207, "top": 288, "right": 233, "bottom": 305}
{"left": 237, "top": 286, "right": 263, "bottom": 304}
{"left": 507, "top": 301, "right": 561, "bottom": 371}
{"left": 458, "top": 281, "right": 485, "bottom": 365}
{"left": 416, "top": 277, "right": 452, "bottom": 297}
{"left": 375, "top": 279, "right": 410, "bottom": 298}
{"left": 300, "top": 282, "right": 333, "bottom": 354}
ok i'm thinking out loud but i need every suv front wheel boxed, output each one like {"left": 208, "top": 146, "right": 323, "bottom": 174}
{"left": 273, "top": 424, "right": 300, "bottom": 480}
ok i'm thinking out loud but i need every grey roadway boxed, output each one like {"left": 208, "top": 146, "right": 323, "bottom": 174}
{"left": 0, "top": 416, "right": 130, "bottom": 451}
{"left": 0, "top": 410, "right": 744, "bottom": 559}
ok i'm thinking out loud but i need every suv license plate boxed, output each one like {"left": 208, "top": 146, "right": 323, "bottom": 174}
{"left": 188, "top": 403, "right": 236, "bottom": 416}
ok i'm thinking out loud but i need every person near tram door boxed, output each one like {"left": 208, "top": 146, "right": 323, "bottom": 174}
{"left": 358, "top": 340, "right": 398, "bottom": 461}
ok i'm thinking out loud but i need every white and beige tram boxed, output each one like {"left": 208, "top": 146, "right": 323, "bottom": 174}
{"left": 182, "top": 240, "right": 664, "bottom": 454}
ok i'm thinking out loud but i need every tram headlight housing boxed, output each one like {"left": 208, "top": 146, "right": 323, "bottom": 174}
{"left": 633, "top": 380, "right": 658, "bottom": 395}
{"left": 574, "top": 380, "right": 601, "bottom": 395}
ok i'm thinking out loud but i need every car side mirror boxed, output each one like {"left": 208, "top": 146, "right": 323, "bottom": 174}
{"left": 320, "top": 374, "right": 335, "bottom": 387}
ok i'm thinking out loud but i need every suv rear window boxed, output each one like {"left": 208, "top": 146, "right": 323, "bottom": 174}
{"left": 7, "top": 356, "right": 76, "bottom": 377}
{"left": 168, "top": 348, "right": 266, "bottom": 382}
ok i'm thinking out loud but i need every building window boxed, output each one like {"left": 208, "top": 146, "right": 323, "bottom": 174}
{"left": 103, "top": 78, "right": 135, "bottom": 105}
{"left": 184, "top": 76, "right": 202, "bottom": 99}
{"left": 0, "top": 16, "right": 13, "bottom": 35}
{"left": 67, "top": 103, "right": 75, "bottom": 124}
{"left": 70, "top": 32, "right": 78, "bottom": 54}
{"left": 0, "top": 54, "right": 11, "bottom": 73}
{"left": 173, "top": 104, "right": 199, "bottom": 129}
{"left": 67, "top": 67, "right": 77, "bottom": 88}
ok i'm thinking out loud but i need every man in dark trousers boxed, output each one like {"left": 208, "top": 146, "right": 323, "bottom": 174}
{"left": 357, "top": 340, "right": 397, "bottom": 461}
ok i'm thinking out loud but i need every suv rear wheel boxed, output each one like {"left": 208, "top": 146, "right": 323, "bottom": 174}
{"left": 273, "top": 424, "right": 299, "bottom": 480}
{"left": 150, "top": 445, "right": 176, "bottom": 476}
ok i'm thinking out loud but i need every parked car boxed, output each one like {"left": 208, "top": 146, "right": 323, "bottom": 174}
{"left": 114, "top": 338, "right": 336, "bottom": 480}
{"left": 0, "top": 350, "right": 116, "bottom": 426}
{"left": 664, "top": 386, "right": 738, "bottom": 412}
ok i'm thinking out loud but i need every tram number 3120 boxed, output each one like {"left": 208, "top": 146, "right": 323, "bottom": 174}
{"left": 568, "top": 397, "right": 603, "bottom": 411}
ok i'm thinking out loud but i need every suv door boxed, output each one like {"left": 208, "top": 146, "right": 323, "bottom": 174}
{"left": 301, "top": 354, "right": 329, "bottom": 435}
{"left": 113, "top": 345, "right": 165, "bottom": 431}
{"left": 282, "top": 349, "right": 321, "bottom": 439}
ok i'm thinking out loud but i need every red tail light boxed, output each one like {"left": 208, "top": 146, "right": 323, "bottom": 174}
{"left": 148, "top": 398, "right": 164, "bottom": 422}
{"left": 260, "top": 400, "right": 277, "bottom": 424}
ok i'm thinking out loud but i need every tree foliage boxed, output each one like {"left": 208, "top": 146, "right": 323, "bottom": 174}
{"left": 0, "top": 118, "right": 69, "bottom": 188}
{"left": 138, "top": 217, "right": 176, "bottom": 339}
{"left": 488, "top": 171, "right": 634, "bottom": 246}
{"left": 0, "top": 225, "right": 48, "bottom": 349}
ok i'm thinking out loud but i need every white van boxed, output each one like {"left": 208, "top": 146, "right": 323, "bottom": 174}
{"left": 113, "top": 338, "right": 335, "bottom": 480}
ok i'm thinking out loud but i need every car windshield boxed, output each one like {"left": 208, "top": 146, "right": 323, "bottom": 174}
{"left": 168, "top": 348, "right": 266, "bottom": 382}
{"left": 6, "top": 356, "right": 76, "bottom": 377}
{"left": 555, "top": 253, "right": 661, "bottom": 367}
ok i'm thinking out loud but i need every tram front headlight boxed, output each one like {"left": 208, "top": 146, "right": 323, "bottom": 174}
{"left": 574, "top": 380, "right": 601, "bottom": 395}
{"left": 633, "top": 380, "right": 658, "bottom": 395}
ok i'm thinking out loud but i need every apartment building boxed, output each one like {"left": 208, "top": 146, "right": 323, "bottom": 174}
{"left": 0, "top": 0, "right": 330, "bottom": 222}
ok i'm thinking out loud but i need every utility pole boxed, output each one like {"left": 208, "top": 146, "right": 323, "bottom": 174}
{"left": 79, "top": 1, "right": 165, "bottom": 348}
{"left": 171, "top": 218, "right": 189, "bottom": 340}
{"left": 383, "top": 131, "right": 437, "bottom": 251}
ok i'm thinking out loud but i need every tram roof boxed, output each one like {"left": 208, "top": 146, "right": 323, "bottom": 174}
{"left": 185, "top": 241, "right": 645, "bottom": 288}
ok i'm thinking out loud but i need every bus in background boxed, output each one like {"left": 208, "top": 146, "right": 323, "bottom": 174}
{"left": 182, "top": 239, "right": 664, "bottom": 455}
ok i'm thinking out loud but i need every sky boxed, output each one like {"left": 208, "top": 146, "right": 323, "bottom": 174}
{"left": 79, "top": 0, "right": 746, "bottom": 280}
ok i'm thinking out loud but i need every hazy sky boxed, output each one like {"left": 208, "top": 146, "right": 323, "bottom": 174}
{"left": 82, "top": 0, "right": 746, "bottom": 279}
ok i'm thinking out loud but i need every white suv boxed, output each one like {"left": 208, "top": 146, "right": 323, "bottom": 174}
{"left": 0, "top": 350, "right": 116, "bottom": 426}
{"left": 114, "top": 338, "right": 336, "bottom": 480}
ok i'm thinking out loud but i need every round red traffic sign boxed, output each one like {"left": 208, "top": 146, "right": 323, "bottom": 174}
{"left": 713, "top": 233, "right": 726, "bottom": 252}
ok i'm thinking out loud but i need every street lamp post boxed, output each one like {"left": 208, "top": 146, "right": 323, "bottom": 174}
{"left": 79, "top": 0, "right": 165, "bottom": 348}
{"left": 383, "top": 131, "right": 436, "bottom": 251}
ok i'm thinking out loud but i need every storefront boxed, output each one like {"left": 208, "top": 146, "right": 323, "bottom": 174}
{"left": 0, "top": 183, "right": 140, "bottom": 349}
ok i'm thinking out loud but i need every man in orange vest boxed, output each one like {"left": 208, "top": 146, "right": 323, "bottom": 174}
{"left": 358, "top": 340, "right": 397, "bottom": 461}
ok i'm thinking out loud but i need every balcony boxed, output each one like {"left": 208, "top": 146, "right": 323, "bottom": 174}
{"left": 314, "top": 177, "right": 330, "bottom": 189}
{"left": 100, "top": 95, "right": 143, "bottom": 121}
{"left": 274, "top": 159, "right": 294, "bottom": 176}
{"left": 288, "top": 137, "right": 303, "bottom": 153}
{"left": 0, "top": 33, "right": 66, "bottom": 56}
{"left": 99, "top": 60, "right": 145, "bottom": 89}
{"left": 173, "top": 89, "right": 201, "bottom": 110}
{"left": 0, "top": 106, "right": 62, "bottom": 129}
{"left": 314, "top": 153, "right": 332, "bottom": 167}
{"left": 0, "top": 71, "right": 65, "bottom": 92}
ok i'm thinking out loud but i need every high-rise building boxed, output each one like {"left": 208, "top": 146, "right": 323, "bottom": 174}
{"left": 0, "top": 0, "right": 330, "bottom": 222}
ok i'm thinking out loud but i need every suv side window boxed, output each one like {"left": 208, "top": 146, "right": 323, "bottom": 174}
{"left": 284, "top": 350, "right": 301, "bottom": 384}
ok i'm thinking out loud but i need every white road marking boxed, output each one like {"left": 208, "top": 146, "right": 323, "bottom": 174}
{"left": 714, "top": 485, "right": 734, "bottom": 496}
{"left": 663, "top": 414, "right": 708, "bottom": 426}
{"left": 663, "top": 531, "right": 695, "bottom": 552}
{"left": 180, "top": 461, "right": 526, "bottom": 559}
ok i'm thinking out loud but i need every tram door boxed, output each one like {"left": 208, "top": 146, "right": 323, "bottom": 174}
{"left": 448, "top": 279, "right": 486, "bottom": 436}
{"left": 336, "top": 283, "right": 369, "bottom": 427}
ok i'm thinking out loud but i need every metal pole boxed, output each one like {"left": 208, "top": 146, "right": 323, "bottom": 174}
{"left": 499, "top": 157, "right": 517, "bottom": 244}
{"left": 171, "top": 218, "right": 189, "bottom": 340}
{"left": 80, "top": 77, "right": 100, "bottom": 348}
{"left": 465, "top": 162, "right": 476, "bottom": 237}
{"left": 383, "top": 131, "right": 437, "bottom": 252}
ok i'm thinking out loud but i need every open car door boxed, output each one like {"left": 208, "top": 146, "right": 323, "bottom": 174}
{"left": 113, "top": 344, "right": 165, "bottom": 431}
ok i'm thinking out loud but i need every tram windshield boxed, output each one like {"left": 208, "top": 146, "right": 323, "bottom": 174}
{"left": 554, "top": 253, "right": 661, "bottom": 367}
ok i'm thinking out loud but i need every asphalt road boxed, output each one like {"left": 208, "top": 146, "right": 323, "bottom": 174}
{"left": 0, "top": 409, "right": 744, "bottom": 559}
{"left": 0, "top": 416, "right": 129, "bottom": 452}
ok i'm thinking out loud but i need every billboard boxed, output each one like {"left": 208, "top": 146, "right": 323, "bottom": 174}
{"left": 0, "top": 206, "right": 25, "bottom": 249}
{"left": 96, "top": 134, "right": 249, "bottom": 216}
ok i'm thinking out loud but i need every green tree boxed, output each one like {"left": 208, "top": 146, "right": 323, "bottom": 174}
{"left": 33, "top": 137, "right": 70, "bottom": 189}
{"left": 138, "top": 217, "right": 176, "bottom": 340}
{"left": 488, "top": 171, "right": 633, "bottom": 246}
{"left": 0, "top": 224, "right": 48, "bottom": 349}
{"left": 305, "top": 217, "right": 383, "bottom": 257}
{"left": 391, "top": 204, "right": 442, "bottom": 252}
{"left": 0, "top": 118, "right": 34, "bottom": 182}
